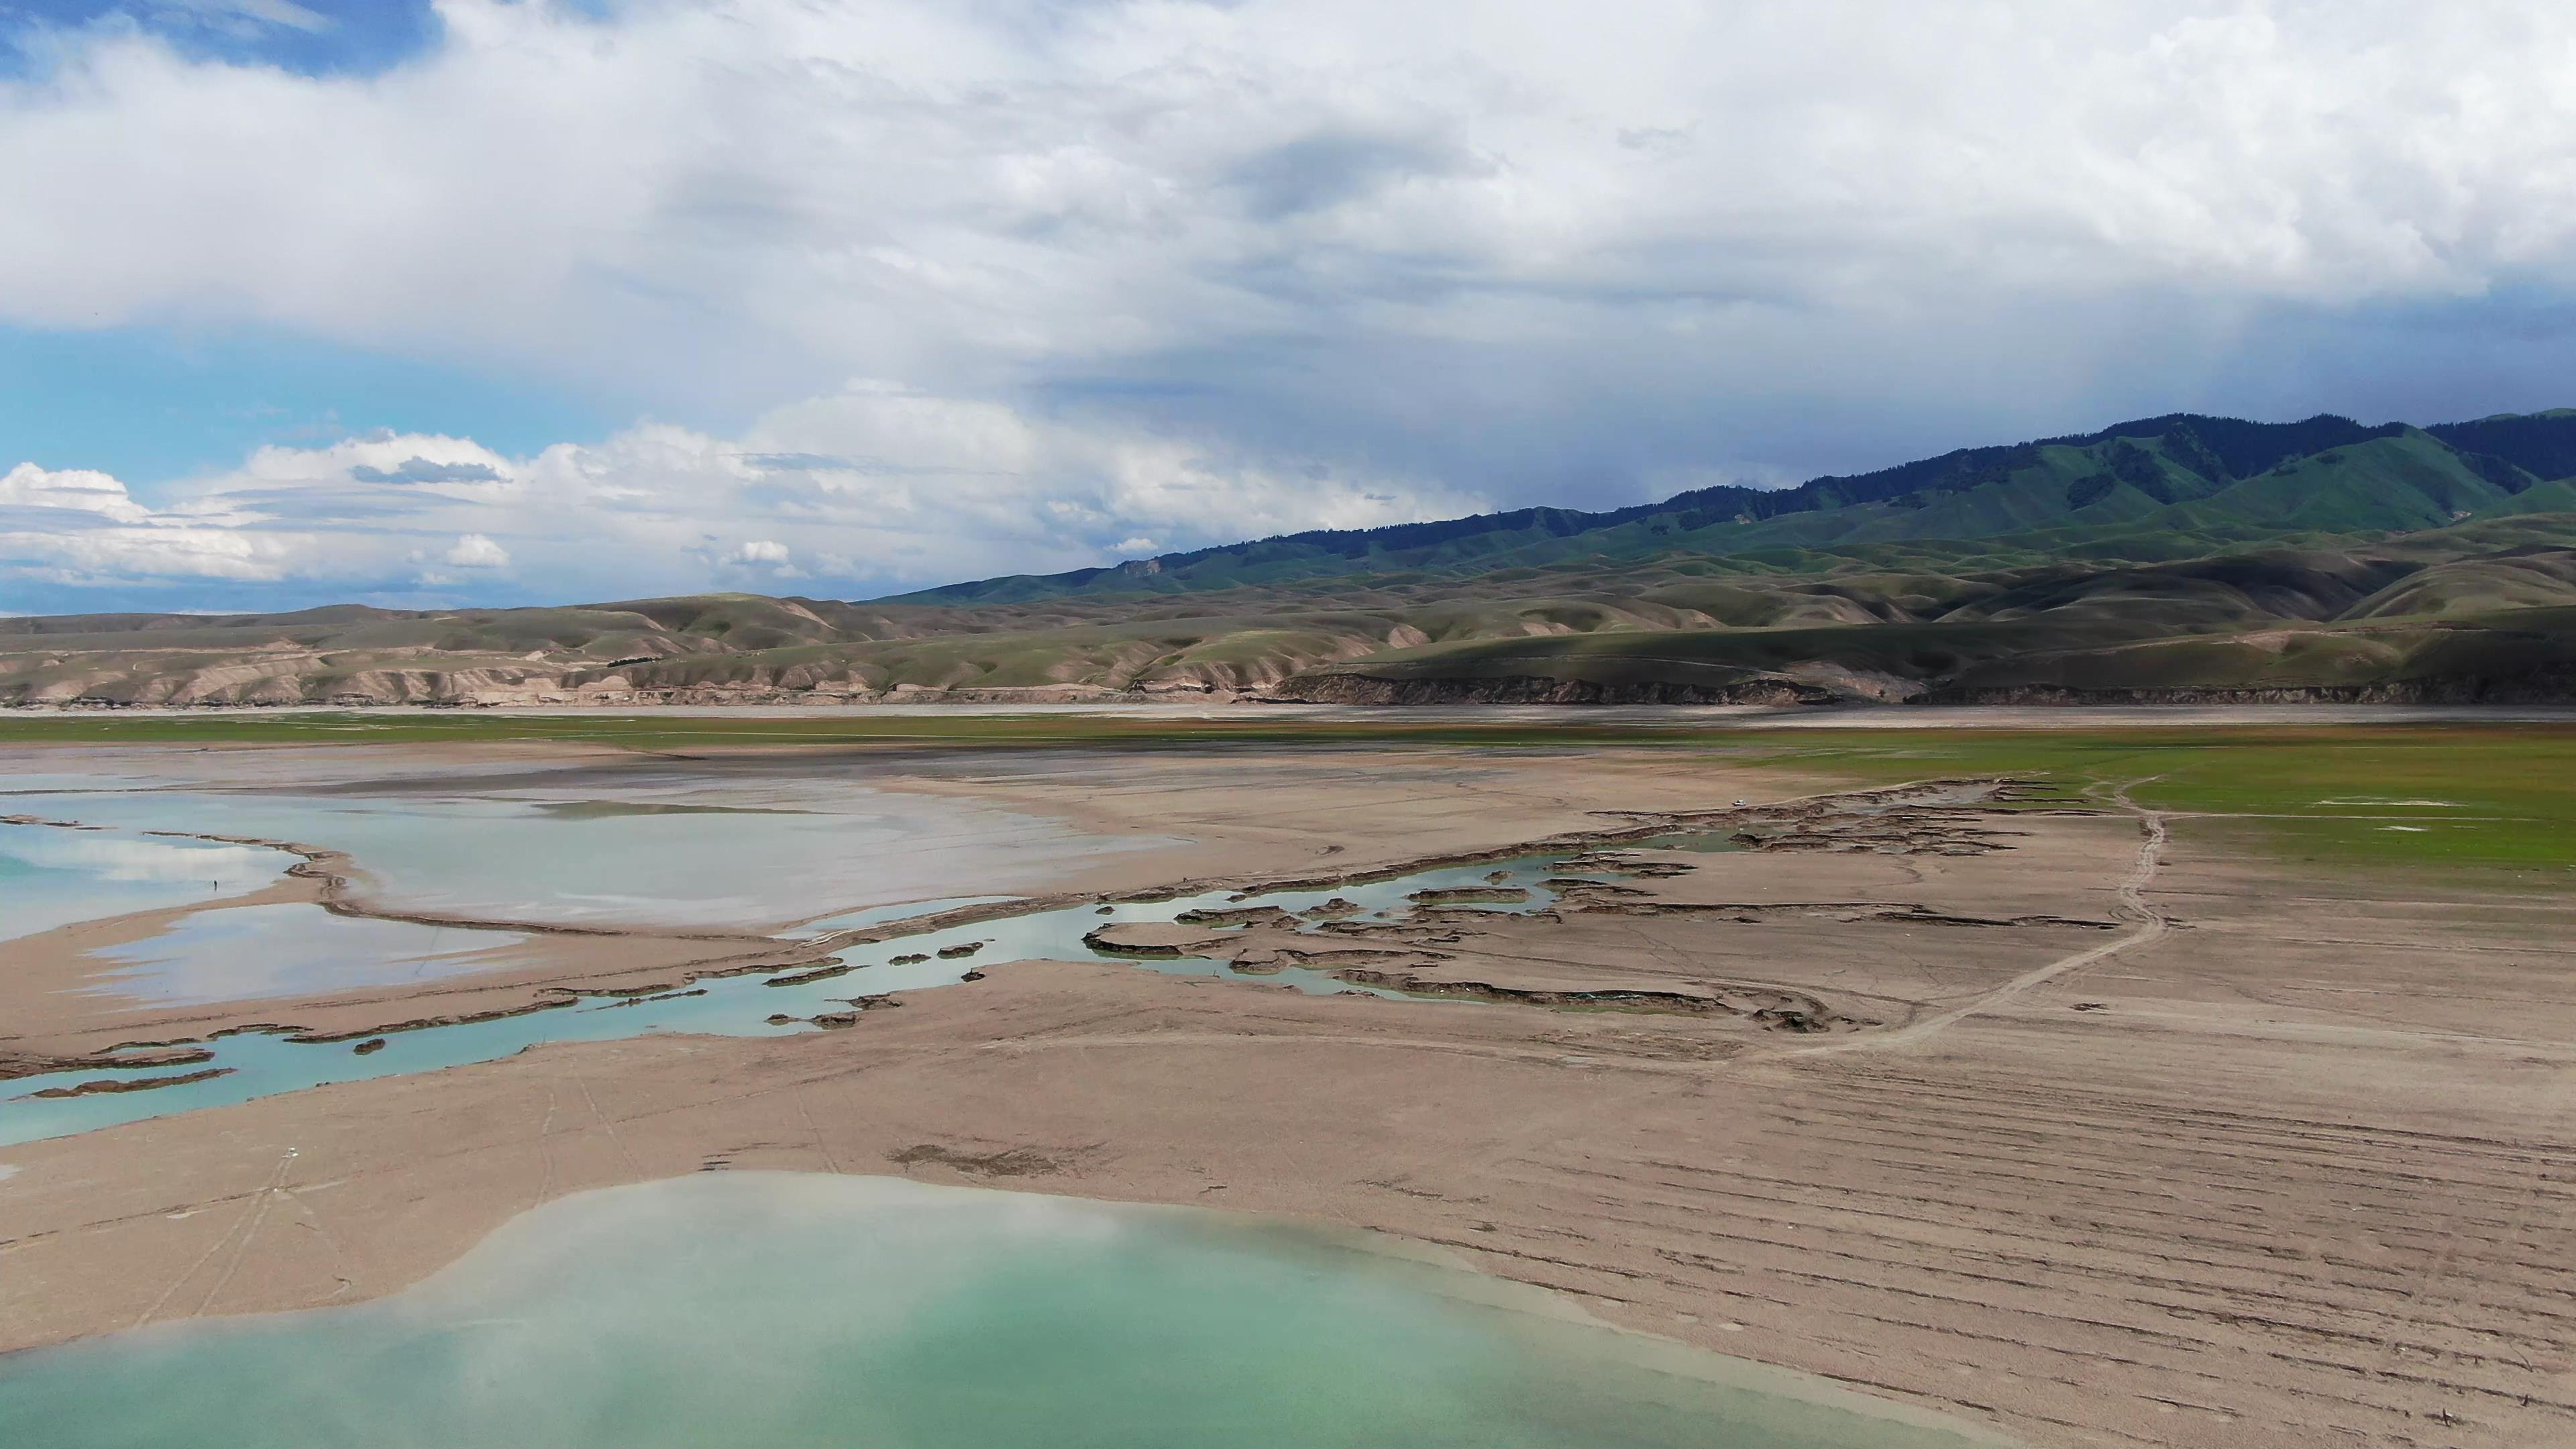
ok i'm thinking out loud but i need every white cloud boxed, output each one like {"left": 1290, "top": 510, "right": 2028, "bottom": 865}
{"left": 5, "top": 525, "right": 294, "bottom": 584}
{"left": 0, "top": 386, "right": 1477, "bottom": 601}
{"left": 205, "top": 433, "right": 516, "bottom": 504}
{"left": 0, "top": 462, "right": 299, "bottom": 582}
{"left": 4, "top": 1, "right": 2573, "bottom": 400}
{"left": 1, "top": 462, "right": 152, "bottom": 523}
{"left": 7, "top": 1, "right": 2576, "bottom": 604}
{"left": 443, "top": 533, "right": 509, "bottom": 568}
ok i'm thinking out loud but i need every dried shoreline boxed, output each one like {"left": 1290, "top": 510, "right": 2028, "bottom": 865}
{"left": 4, "top": 740, "right": 2573, "bottom": 1448}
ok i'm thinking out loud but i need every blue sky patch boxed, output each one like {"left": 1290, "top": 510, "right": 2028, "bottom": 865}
{"left": 0, "top": 0, "right": 441, "bottom": 76}
{"left": 0, "top": 324, "right": 615, "bottom": 487}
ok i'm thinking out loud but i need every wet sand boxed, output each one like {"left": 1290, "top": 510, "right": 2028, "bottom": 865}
{"left": 2, "top": 743, "right": 2572, "bottom": 1448}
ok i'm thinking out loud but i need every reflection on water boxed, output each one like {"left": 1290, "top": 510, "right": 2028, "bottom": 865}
{"left": 0, "top": 1174, "right": 2001, "bottom": 1449}
{"left": 1, "top": 853, "right": 1603, "bottom": 1146}
{"left": 0, "top": 822, "right": 285, "bottom": 945}
{"left": 83, "top": 904, "right": 534, "bottom": 1006}
{"left": 6, "top": 775, "right": 1158, "bottom": 930}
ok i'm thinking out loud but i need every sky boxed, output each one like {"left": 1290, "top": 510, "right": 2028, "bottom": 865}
{"left": 5, "top": 1, "right": 2576, "bottom": 613}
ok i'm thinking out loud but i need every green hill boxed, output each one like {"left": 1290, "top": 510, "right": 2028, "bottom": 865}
{"left": 8, "top": 411, "right": 2576, "bottom": 706}
{"left": 894, "top": 411, "right": 2576, "bottom": 606}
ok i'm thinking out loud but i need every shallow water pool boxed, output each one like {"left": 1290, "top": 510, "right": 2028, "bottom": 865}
{"left": 6, "top": 771, "right": 1159, "bottom": 930}
{"left": 0, "top": 821, "right": 286, "bottom": 946}
{"left": 80, "top": 903, "right": 537, "bottom": 1006}
{"left": 0, "top": 1173, "right": 2004, "bottom": 1449}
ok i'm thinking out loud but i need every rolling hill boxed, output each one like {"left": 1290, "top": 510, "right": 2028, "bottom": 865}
{"left": 8, "top": 410, "right": 2576, "bottom": 707}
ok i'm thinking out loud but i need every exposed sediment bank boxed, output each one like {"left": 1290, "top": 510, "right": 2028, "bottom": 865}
{"left": 5, "top": 737, "right": 2574, "bottom": 1449}
{"left": 0, "top": 779, "right": 2012, "bottom": 1125}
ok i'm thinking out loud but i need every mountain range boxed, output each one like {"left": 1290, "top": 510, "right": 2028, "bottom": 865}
{"left": 10, "top": 410, "right": 2576, "bottom": 706}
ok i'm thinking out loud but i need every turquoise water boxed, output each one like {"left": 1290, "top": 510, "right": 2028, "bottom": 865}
{"left": 1, "top": 853, "right": 1595, "bottom": 1146}
{"left": 80, "top": 904, "right": 535, "bottom": 1006}
{"left": 0, "top": 1174, "right": 2001, "bottom": 1449}
{"left": 0, "top": 821, "right": 286, "bottom": 945}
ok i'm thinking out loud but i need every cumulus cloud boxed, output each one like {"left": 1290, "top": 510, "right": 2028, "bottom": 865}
{"left": 353, "top": 458, "right": 506, "bottom": 486}
{"left": 1, "top": 462, "right": 152, "bottom": 523}
{"left": 0, "top": 461, "right": 297, "bottom": 583}
{"left": 0, "top": 523, "right": 293, "bottom": 584}
{"left": 443, "top": 533, "right": 508, "bottom": 568}
{"left": 0, "top": 386, "right": 1478, "bottom": 604}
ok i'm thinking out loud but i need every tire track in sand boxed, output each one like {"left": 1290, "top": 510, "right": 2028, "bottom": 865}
{"left": 1765, "top": 783, "right": 2169, "bottom": 1063}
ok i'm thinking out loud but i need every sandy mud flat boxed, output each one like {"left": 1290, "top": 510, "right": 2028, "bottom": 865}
{"left": 2, "top": 735, "right": 2572, "bottom": 1448}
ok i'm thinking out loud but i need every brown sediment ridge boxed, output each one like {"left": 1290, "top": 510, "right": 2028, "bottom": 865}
{"left": 183, "top": 830, "right": 781, "bottom": 944}
{"left": 5, "top": 810, "right": 724, "bottom": 975}
{"left": 1551, "top": 898, "right": 2121, "bottom": 930}
{"left": 1056, "top": 789, "right": 2064, "bottom": 1017}
{"left": 5, "top": 801, "right": 825, "bottom": 1049}
{"left": 1328, "top": 967, "right": 1865, "bottom": 1031}
{"left": 1095, "top": 777, "right": 2018, "bottom": 904}
{"left": 1, "top": 807, "right": 795, "bottom": 947}
{"left": 763, "top": 963, "right": 859, "bottom": 989}
{"left": 0, "top": 1045, "right": 215, "bottom": 1082}
{"left": 275, "top": 998, "right": 584, "bottom": 1046}
{"left": 30, "top": 1067, "right": 233, "bottom": 1098}
{"left": 1408, "top": 885, "right": 1533, "bottom": 905}
{"left": 8, "top": 929, "right": 831, "bottom": 1061}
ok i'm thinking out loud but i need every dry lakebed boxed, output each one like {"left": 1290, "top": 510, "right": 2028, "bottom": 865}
{"left": 2, "top": 710, "right": 2572, "bottom": 1449}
